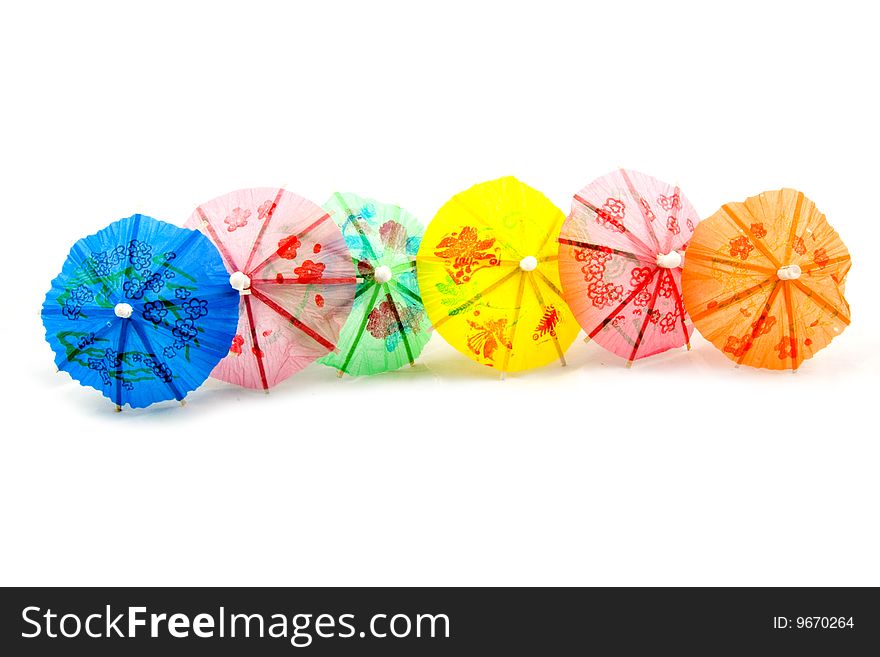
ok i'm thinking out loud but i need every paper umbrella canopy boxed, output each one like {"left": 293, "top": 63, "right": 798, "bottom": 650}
{"left": 681, "top": 189, "right": 851, "bottom": 370}
{"left": 185, "top": 188, "right": 357, "bottom": 389}
{"left": 417, "top": 176, "right": 579, "bottom": 372}
{"left": 558, "top": 169, "right": 697, "bottom": 364}
{"left": 42, "top": 214, "right": 239, "bottom": 408}
{"left": 319, "top": 192, "right": 430, "bottom": 375}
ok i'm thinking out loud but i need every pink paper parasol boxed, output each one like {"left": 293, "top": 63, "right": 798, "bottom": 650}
{"left": 557, "top": 169, "right": 698, "bottom": 365}
{"left": 186, "top": 188, "right": 356, "bottom": 389}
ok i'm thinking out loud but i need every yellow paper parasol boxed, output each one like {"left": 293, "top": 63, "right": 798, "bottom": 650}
{"left": 417, "top": 177, "right": 579, "bottom": 372}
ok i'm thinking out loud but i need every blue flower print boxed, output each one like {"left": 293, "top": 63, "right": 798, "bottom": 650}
{"left": 163, "top": 346, "right": 177, "bottom": 359}
{"left": 127, "top": 239, "right": 153, "bottom": 272}
{"left": 174, "top": 288, "right": 192, "bottom": 300}
{"left": 70, "top": 284, "right": 94, "bottom": 304}
{"left": 172, "top": 318, "right": 198, "bottom": 343}
{"left": 142, "top": 300, "right": 168, "bottom": 325}
{"left": 181, "top": 298, "right": 208, "bottom": 319}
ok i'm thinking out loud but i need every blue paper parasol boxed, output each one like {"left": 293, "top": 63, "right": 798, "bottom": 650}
{"left": 42, "top": 214, "right": 239, "bottom": 409}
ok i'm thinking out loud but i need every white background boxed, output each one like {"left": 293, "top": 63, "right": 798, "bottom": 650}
{"left": 1, "top": 1, "right": 877, "bottom": 586}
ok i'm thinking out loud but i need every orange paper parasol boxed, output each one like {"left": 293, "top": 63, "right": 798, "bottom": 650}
{"left": 681, "top": 189, "right": 851, "bottom": 370}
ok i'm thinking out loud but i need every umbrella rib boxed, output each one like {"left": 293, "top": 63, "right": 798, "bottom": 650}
{"left": 573, "top": 194, "right": 655, "bottom": 258}
{"left": 336, "top": 192, "right": 379, "bottom": 261}
{"left": 790, "top": 279, "right": 851, "bottom": 325}
{"left": 243, "top": 295, "right": 269, "bottom": 390}
{"left": 619, "top": 168, "right": 663, "bottom": 253}
{"left": 783, "top": 191, "right": 805, "bottom": 263}
{"left": 128, "top": 320, "right": 184, "bottom": 401}
{"left": 801, "top": 254, "right": 851, "bottom": 275}
{"left": 628, "top": 272, "right": 665, "bottom": 365}
{"left": 433, "top": 268, "right": 521, "bottom": 329}
{"left": 782, "top": 281, "right": 797, "bottom": 370}
{"left": 721, "top": 205, "right": 782, "bottom": 269}
{"left": 533, "top": 270, "right": 566, "bottom": 303}
{"left": 663, "top": 269, "right": 691, "bottom": 350}
{"left": 242, "top": 187, "right": 286, "bottom": 273}
{"left": 391, "top": 259, "right": 417, "bottom": 273}
{"left": 390, "top": 279, "right": 423, "bottom": 305}
{"left": 250, "top": 276, "right": 358, "bottom": 286}
{"left": 383, "top": 284, "right": 415, "bottom": 366}
{"left": 689, "top": 276, "right": 776, "bottom": 322}
{"left": 196, "top": 207, "right": 240, "bottom": 272}
{"left": 525, "top": 273, "right": 567, "bottom": 366}
{"left": 340, "top": 284, "right": 382, "bottom": 373}
{"left": 452, "top": 196, "right": 522, "bottom": 259}
{"left": 250, "top": 288, "right": 336, "bottom": 351}
{"left": 683, "top": 251, "right": 776, "bottom": 275}
{"left": 501, "top": 272, "right": 528, "bottom": 371}
{"left": 113, "top": 319, "right": 131, "bottom": 407}
{"left": 585, "top": 268, "right": 658, "bottom": 340}
{"left": 248, "top": 212, "right": 331, "bottom": 277}
{"left": 557, "top": 238, "right": 642, "bottom": 261}
{"left": 737, "top": 281, "right": 782, "bottom": 366}
{"left": 118, "top": 214, "right": 143, "bottom": 296}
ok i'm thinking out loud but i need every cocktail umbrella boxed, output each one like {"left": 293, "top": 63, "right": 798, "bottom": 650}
{"left": 681, "top": 189, "right": 851, "bottom": 370}
{"left": 557, "top": 169, "right": 698, "bottom": 365}
{"left": 42, "top": 214, "right": 239, "bottom": 409}
{"left": 185, "top": 188, "right": 357, "bottom": 389}
{"left": 319, "top": 192, "right": 430, "bottom": 376}
{"left": 417, "top": 176, "right": 579, "bottom": 373}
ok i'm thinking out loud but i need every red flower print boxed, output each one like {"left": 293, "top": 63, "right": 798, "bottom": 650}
{"left": 579, "top": 250, "right": 613, "bottom": 282}
{"left": 630, "top": 266, "right": 653, "bottom": 288}
{"left": 275, "top": 273, "right": 284, "bottom": 283}
{"left": 434, "top": 226, "right": 500, "bottom": 284}
{"left": 357, "top": 260, "right": 373, "bottom": 277}
{"left": 611, "top": 314, "right": 626, "bottom": 327}
{"left": 257, "top": 200, "right": 277, "bottom": 221}
{"left": 466, "top": 318, "right": 512, "bottom": 362}
{"left": 813, "top": 248, "right": 829, "bottom": 268}
{"left": 658, "top": 274, "right": 675, "bottom": 298}
{"left": 587, "top": 281, "right": 624, "bottom": 309}
{"left": 366, "top": 300, "right": 421, "bottom": 340}
{"left": 666, "top": 216, "right": 680, "bottom": 235}
{"left": 224, "top": 207, "right": 251, "bottom": 232}
{"left": 313, "top": 243, "right": 322, "bottom": 254}
{"left": 639, "top": 198, "right": 656, "bottom": 221}
{"left": 277, "top": 235, "right": 302, "bottom": 259}
{"left": 229, "top": 334, "right": 244, "bottom": 355}
{"left": 729, "top": 235, "right": 754, "bottom": 260}
{"left": 792, "top": 236, "right": 806, "bottom": 256}
{"left": 775, "top": 335, "right": 797, "bottom": 360}
{"left": 294, "top": 260, "right": 325, "bottom": 283}
{"left": 751, "top": 314, "right": 777, "bottom": 336}
{"left": 596, "top": 198, "right": 626, "bottom": 233}
{"left": 686, "top": 218, "right": 694, "bottom": 232}
{"left": 533, "top": 305, "right": 561, "bottom": 340}
{"left": 750, "top": 223, "right": 767, "bottom": 238}
{"left": 633, "top": 288, "right": 651, "bottom": 307}
{"left": 315, "top": 294, "right": 324, "bottom": 308}
{"left": 252, "top": 346, "right": 263, "bottom": 358}
{"left": 658, "top": 192, "right": 681, "bottom": 211}
{"left": 723, "top": 335, "right": 751, "bottom": 358}
{"left": 647, "top": 309, "right": 661, "bottom": 324}
{"left": 659, "top": 312, "right": 676, "bottom": 334}
{"left": 380, "top": 220, "right": 407, "bottom": 252}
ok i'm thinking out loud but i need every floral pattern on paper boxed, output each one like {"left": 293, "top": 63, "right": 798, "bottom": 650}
{"left": 434, "top": 226, "right": 500, "bottom": 284}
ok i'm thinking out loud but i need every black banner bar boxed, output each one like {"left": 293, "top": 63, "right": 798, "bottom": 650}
{"left": 1, "top": 587, "right": 877, "bottom": 655}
